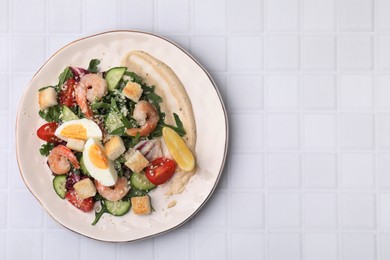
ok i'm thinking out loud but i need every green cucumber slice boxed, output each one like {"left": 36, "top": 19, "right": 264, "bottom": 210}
{"left": 105, "top": 67, "right": 127, "bottom": 91}
{"left": 130, "top": 172, "right": 156, "bottom": 191}
{"left": 53, "top": 175, "right": 67, "bottom": 199}
{"left": 79, "top": 156, "right": 91, "bottom": 177}
{"left": 105, "top": 110, "right": 124, "bottom": 134}
{"left": 105, "top": 200, "right": 131, "bottom": 216}
{"left": 61, "top": 105, "right": 79, "bottom": 122}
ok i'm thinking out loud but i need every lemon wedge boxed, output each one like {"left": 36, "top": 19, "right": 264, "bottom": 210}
{"left": 162, "top": 127, "right": 195, "bottom": 172}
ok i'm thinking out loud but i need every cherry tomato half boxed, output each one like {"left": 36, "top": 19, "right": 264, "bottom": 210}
{"left": 36, "top": 122, "right": 59, "bottom": 143}
{"left": 145, "top": 157, "right": 176, "bottom": 185}
{"left": 58, "top": 78, "right": 76, "bottom": 107}
{"left": 65, "top": 191, "right": 94, "bottom": 212}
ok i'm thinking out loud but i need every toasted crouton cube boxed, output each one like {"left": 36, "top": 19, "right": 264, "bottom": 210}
{"left": 38, "top": 87, "right": 58, "bottom": 110}
{"left": 125, "top": 150, "right": 149, "bottom": 173}
{"left": 73, "top": 178, "right": 96, "bottom": 200}
{"left": 122, "top": 81, "right": 143, "bottom": 103}
{"left": 131, "top": 196, "right": 151, "bottom": 215}
{"left": 66, "top": 138, "right": 85, "bottom": 152}
{"left": 104, "top": 136, "right": 126, "bottom": 161}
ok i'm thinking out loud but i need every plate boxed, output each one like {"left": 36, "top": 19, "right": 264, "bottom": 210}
{"left": 15, "top": 31, "right": 228, "bottom": 242}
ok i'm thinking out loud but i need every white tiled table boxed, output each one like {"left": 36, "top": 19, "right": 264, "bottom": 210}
{"left": 2, "top": 0, "right": 390, "bottom": 259}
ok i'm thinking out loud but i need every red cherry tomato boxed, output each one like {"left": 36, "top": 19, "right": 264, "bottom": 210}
{"left": 145, "top": 157, "right": 176, "bottom": 185}
{"left": 36, "top": 122, "right": 59, "bottom": 143}
{"left": 58, "top": 78, "right": 76, "bottom": 107}
{"left": 65, "top": 191, "right": 94, "bottom": 212}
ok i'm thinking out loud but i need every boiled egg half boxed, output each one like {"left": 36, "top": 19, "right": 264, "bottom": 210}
{"left": 83, "top": 138, "right": 117, "bottom": 186}
{"left": 55, "top": 118, "right": 102, "bottom": 142}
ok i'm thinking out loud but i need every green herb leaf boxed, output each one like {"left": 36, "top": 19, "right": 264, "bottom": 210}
{"left": 124, "top": 71, "right": 142, "bottom": 84}
{"left": 38, "top": 86, "right": 55, "bottom": 92}
{"left": 92, "top": 200, "right": 108, "bottom": 226}
{"left": 39, "top": 143, "right": 55, "bottom": 156}
{"left": 88, "top": 59, "right": 100, "bottom": 73}
{"left": 130, "top": 132, "right": 140, "bottom": 147}
{"left": 39, "top": 105, "right": 62, "bottom": 122}
{"left": 57, "top": 67, "right": 73, "bottom": 88}
{"left": 90, "top": 101, "right": 111, "bottom": 110}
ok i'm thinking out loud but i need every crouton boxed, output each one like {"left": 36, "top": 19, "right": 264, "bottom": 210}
{"left": 66, "top": 138, "right": 85, "bottom": 152}
{"left": 125, "top": 150, "right": 149, "bottom": 173}
{"left": 73, "top": 178, "right": 96, "bottom": 200}
{"left": 131, "top": 196, "right": 151, "bottom": 215}
{"left": 122, "top": 81, "right": 143, "bottom": 103}
{"left": 104, "top": 136, "right": 126, "bottom": 161}
{"left": 38, "top": 87, "right": 58, "bottom": 110}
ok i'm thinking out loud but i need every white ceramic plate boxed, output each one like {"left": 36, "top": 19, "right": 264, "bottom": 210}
{"left": 16, "top": 31, "right": 228, "bottom": 242}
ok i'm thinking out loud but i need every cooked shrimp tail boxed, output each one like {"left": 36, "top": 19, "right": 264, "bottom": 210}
{"left": 95, "top": 177, "right": 130, "bottom": 202}
{"left": 47, "top": 145, "right": 80, "bottom": 175}
{"left": 126, "top": 101, "right": 159, "bottom": 137}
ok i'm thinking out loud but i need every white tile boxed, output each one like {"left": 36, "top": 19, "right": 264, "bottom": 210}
{"left": 85, "top": 0, "right": 118, "bottom": 33}
{"left": 0, "top": 75, "right": 9, "bottom": 110}
{"left": 303, "top": 193, "right": 338, "bottom": 228}
{"left": 0, "top": 0, "right": 8, "bottom": 32}
{"left": 46, "top": 230, "right": 79, "bottom": 260}
{"left": 341, "top": 193, "right": 376, "bottom": 228}
{"left": 267, "top": 154, "right": 300, "bottom": 188}
{"left": 340, "top": 0, "right": 373, "bottom": 31}
{"left": 341, "top": 234, "right": 376, "bottom": 260}
{"left": 265, "top": 0, "right": 299, "bottom": 32}
{"left": 0, "top": 231, "right": 5, "bottom": 260}
{"left": 49, "top": 0, "right": 81, "bottom": 33}
{"left": 11, "top": 74, "right": 31, "bottom": 113}
{"left": 302, "top": 36, "right": 336, "bottom": 70}
{"left": 267, "top": 193, "right": 301, "bottom": 228}
{"left": 340, "top": 75, "right": 373, "bottom": 109}
{"left": 303, "top": 74, "right": 336, "bottom": 110}
{"left": 231, "top": 192, "right": 264, "bottom": 229}
{"left": 0, "top": 192, "right": 6, "bottom": 228}
{"left": 303, "top": 115, "right": 336, "bottom": 148}
{"left": 339, "top": 115, "right": 374, "bottom": 149}
{"left": 379, "top": 234, "right": 390, "bottom": 260}
{"left": 192, "top": 190, "right": 227, "bottom": 229}
{"left": 0, "top": 114, "right": 8, "bottom": 150}
{"left": 80, "top": 237, "right": 117, "bottom": 259}
{"left": 268, "top": 233, "right": 301, "bottom": 260}
{"left": 9, "top": 153, "right": 25, "bottom": 189}
{"left": 377, "top": 153, "right": 390, "bottom": 188}
{"left": 379, "top": 194, "right": 390, "bottom": 228}
{"left": 194, "top": 0, "right": 226, "bottom": 32}
{"left": 231, "top": 114, "right": 264, "bottom": 151}
{"left": 9, "top": 191, "right": 43, "bottom": 228}
{"left": 230, "top": 36, "right": 262, "bottom": 71}
{"left": 0, "top": 153, "right": 8, "bottom": 189}
{"left": 228, "top": 74, "right": 263, "bottom": 111}
{"left": 229, "top": 153, "right": 264, "bottom": 189}
{"left": 378, "top": 0, "right": 390, "bottom": 31}
{"left": 378, "top": 35, "right": 390, "bottom": 70}
{"left": 191, "top": 37, "right": 227, "bottom": 72}
{"left": 376, "top": 115, "right": 390, "bottom": 148}
{"left": 378, "top": 75, "right": 390, "bottom": 109}
{"left": 121, "top": 0, "right": 154, "bottom": 31}
{"left": 12, "top": 0, "right": 45, "bottom": 32}
{"left": 303, "top": 153, "right": 337, "bottom": 189}
{"left": 194, "top": 232, "right": 227, "bottom": 260}
{"left": 156, "top": 231, "right": 190, "bottom": 260}
{"left": 341, "top": 153, "right": 374, "bottom": 188}
{"left": 117, "top": 239, "right": 154, "bottom": 259}
{"left": 267, "top": 114, "right": 300, "bottom": 150}
{"left": 157, "top": 0, "right": 190, "bottom": 33}
{"left": 9, "top": 231, "right": 43, "bottom": 259}
{"left": 338, "top": 36, "right": 372, "bottom": 70}
{"left": 230, "top": 0, "right": 262, "bottom": 33}
{"left": 12, "top": 37, "right": 45, "bottom": 71}
{"left": 303, "top": 0, "right": 335, "bottom": 31}
{"left": 266, "top": 75, "right": 299, "bottom": 109}
{"left": 0, "top": 36, "right": 8, "bottom": 71}
{"left": 265, "top": 36, "right": 300, "bottom": 70}
{"left": 231, "top": 232, "right": 265, "bottom": 260}
{"left": 303, "top": 233, "right": 338, "bottom": 260}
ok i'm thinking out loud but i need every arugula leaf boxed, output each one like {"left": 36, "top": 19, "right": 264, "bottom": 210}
{"left": 39, "top": 105, "right": 61, "bottom": 122}
{"left": 88, "top": 59, "right": 100, "bottom": 73}
{"left": 164, "top": 113, "right": 186, "bottom": 136}
{"left": 124, "top": 71, "right": 142, "bottom": 84}
{"left": 39, "top": 143, "right": 55, "bottom": 156}
{"left": 90, "top": 101, "right": 111, "bottom": 110}
{"left": 92, "top": 200, "right": 108, "bottom": 225}
{"left": 57, "top": 67, "right": 73, "bottom": 88}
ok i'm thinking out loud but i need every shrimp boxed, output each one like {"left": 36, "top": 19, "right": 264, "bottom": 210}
{"left": 75, "top": 74, "right": 108, "bottom": 119}
{"left": 126, "top": 100, "right": 159, "bottom": 136}
{"left": 47, "top": 145, "right": 80, "bottom": 175}
{"left": 95, "top": 177, "right": 130, "bottom": 202}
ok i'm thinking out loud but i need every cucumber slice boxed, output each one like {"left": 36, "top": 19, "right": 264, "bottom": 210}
{"left": 130, "top": 172, "right": 156, "bottom": 191}
{"left": 105, "top": 200, "right": 131, "bottom": 216}
{"left": 105, "top": 111, "right": 124, "bottom": 134}
{"left": 79, "top": 156, "right": 90, "bottom": 176}
{"left": 61, "top": 105, "right": 79, "bottom": 122}
{"left": 53, "top": 175, "right": 67, "bottom": 199}
{"left": 105, "top": 67, "right": 127, "bottom": 91}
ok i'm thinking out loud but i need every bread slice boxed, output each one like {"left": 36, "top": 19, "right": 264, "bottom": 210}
{"left": 131, "top": 196, "right": 151, "bottom": 215}
{"left": 104, "top": 136, "right": 126, "bottom": 161}
{"left": 122, "top": 81, "right": 143, "bottom": 103}
{"left": 38, "top": 87, "right": 58, "bottom": 110}
{"left": 125, "top": 150, "right": 149, "bottom": 173}
{"left": 73, "top": 178, "right": 96, "bottom": 200}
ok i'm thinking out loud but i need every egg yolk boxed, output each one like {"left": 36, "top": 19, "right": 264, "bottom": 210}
{"left": 88, "top": 144, "right": 109, "bottom": 169}
{"left": 60, "top": 124, "right": 87, "bottom": 140}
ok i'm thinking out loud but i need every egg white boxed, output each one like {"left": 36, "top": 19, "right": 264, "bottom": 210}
{"left": 83, "top": 138, "right": 118, "bottom": 186}
{"left": 55, "top": 118, "right": 102, "bottom": 142}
